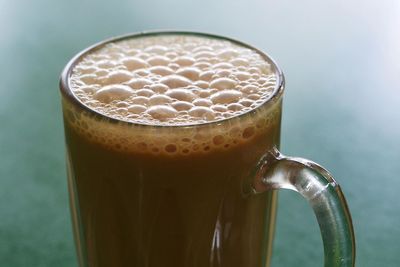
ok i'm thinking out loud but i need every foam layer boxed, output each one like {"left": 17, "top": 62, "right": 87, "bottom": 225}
{"left": 70, "top": 35, "right": 276, "bottom": 126}
{"left": 63, "top": 97, "right": 281, "bottom": 155}
{"left": 64, "top": 34, "right": 281, "bottom": 155}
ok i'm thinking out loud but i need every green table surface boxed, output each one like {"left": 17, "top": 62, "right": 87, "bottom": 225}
{"left": 1, "top": 0, "right": 399, "bottom": 266}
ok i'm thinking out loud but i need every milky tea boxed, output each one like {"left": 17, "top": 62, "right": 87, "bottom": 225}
{"left": 62, "top": 33, "right": 283, "bottom": 267}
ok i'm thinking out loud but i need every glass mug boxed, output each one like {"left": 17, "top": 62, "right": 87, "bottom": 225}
{"left": 60, "top": 31, "right": 355, "bottom": 267}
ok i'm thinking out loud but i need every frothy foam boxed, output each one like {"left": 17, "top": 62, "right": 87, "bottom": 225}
{"left": 70, "top": 35, "right": 276, "bottom": 126}
{"left": 64, "top": 34, "right": 281, "bottom": 155}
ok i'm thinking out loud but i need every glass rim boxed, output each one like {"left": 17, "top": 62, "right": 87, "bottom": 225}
{"left": 59, "top": 30, "right": 285, "bottom": 128}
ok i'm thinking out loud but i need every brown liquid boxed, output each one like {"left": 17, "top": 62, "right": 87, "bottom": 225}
{"left": 63, "top": 97, "right": 281, "bottom": 267}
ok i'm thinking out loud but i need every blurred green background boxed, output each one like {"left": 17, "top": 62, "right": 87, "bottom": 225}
{"left": 1, "top": 0, "right": 399, "bottom": 266}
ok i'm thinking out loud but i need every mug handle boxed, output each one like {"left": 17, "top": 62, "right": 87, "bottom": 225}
{"left": 251, "top": 148, "right": 356, "bottom": 267}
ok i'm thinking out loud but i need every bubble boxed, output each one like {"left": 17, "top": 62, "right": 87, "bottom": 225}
{"left": 76, "top": 66, "right": 97, "bottom": 74}
{"left": 80, "top": 74, "right": 97, "bottom": 84}
{"left": 188, "top": 106, "right": 215, "bottom": 120}
{"left": 174, "top": 56, "right": 195, "bottom": 66}
{"left": 176, "top": 67, "right": 200, "bottom": 80}
{"left": 144, "top": 45, "right": 168, "bottom": 54}
{"left": 166, "top": 89, "right": 196, "bottom": 102}
{"left": 199, "top": 71, "right": 214, "bottom": 81}
{"left": 80, "top": 85, "right": 98, "bottom": 93}
{"left": 130, "top": 96, "right": 149, "bottom": 105}
{"left": 116, "top": 101, "right": 129, "bottom": 107}
{"left": 193, "top": 98, "right": 212, "bottom": 107}
{"left": 209, "top": 88, "right": 218, "bottom": 94}
{"left": 229, "top": 127, "right": 241, "bottom": 137}
{"left": 94, "top": 69, "right": 109, "bottom": 78}
{"left": 193, "top": 46, "right": 213, "bottom": 53}
{"left": 165, "top": 52, "right": 178, "bottom": 59}
{"left": 241, "top": 84, "right": 259, "bottom": 94}
{"left": 74, "top": 89, "right": 84, "bottom": 95}
{"left": 218, "top": 49, "right": 239, "bottom": 59}
{"left": 227, "top": 103, "right": 244, "bottom": 111}
{"left": 210, "top": 90, "right": 242, "bottom": 104}
{"left": 213, "top": 135, "right": 224, "bottom": 145}
{"left": 148, "top": 94, "right": 173, "bottom": 105}
{"left": 126, "top": 49, "right": 140, "bottom": 56}
{"left": 167, "top": 63, "right": 180, "bottom": 71}
{"left": 194, "top": 51, "right": 216, "bottom": 58}
{"left": 138, "top": 52, "right": 151, "bottom": 60}
{"left": 236, "top": 71, "right": 251, "bottom": 81}
{"left": 194, "top": 81, "right": 209, "bottom": 89}
{"left": 97, "top": 60, "right": 116, "bottom": 69}
{"left": 165, "top": 144, "right": 177, "bottom": 153}
{"left": 215, "top": 69, "right": 231, "bottom": 78}
{"left": 239, "top": 99, "right": 254, "bottom": 107}
{"left": 211, "top": 104, "right": 228, "bottom": 112}
{"left": 93, "top": 85, "right": 133, "bottom": 103}
{"left": 148, "top": 56, "right": 170, "bottom": 66}
{"left": 210, "top": 78, "right": 237, "bottom": 90}
{"left": 147, "top": 105, "right": 178, "bottom": 120}
{"left": 178, "top": 110, "right": 189, "bottom": 116}
{"left": 126, "top": 78, "right": 152, "bottom": 89}
{"left": 102, "top": 70, "right": 133, "bottom": 85}
{"left": 115, "top": 107, "right": 128, "bottom": 114}
{"left": 264, "top": 81, "right": 276, "bottom": 88}
{"left": 248, "top": 94, "right": 261, "bottom": 100}
{"left": 160, "top": 75, "right": 191, "bottom": 88}
{"left": 242, "top": 127, "right": 255, "bottom": 139}
{"left": 255, "top": 99, "right": 265, "bottom": 105}
{"left": 191, "top": 62, "right": 209, "bottom": 70}
{"left": 136, "top": 141, "right": 148, "bottom": 150}
{"left": 122, "top": 57, "right": 149, "bottom": 70}
{"left": 230, "top": 58, "right": 249, "bottom": 66}
{"left": 209, "top": 57, "right": 220, "bottom": 64}
{"left": 248, "top": 67, "right": 261, "bottom": 74}
{"left": 257, "top": 78, "right": 268, "bottom": 85}
{"left": 133, "top": 69, "right": 149, "bottom": 77}
{"left": 149, "top": 66, "right": 174, "bottom": 76}
{"left": 239, "top": 81, "right": 248, "bottom": 87}
{"left": 213, "top": 62, "right": 234, "bottom": 69}
{"left": 171, "top": 101, "right": 194, "bottom": 111}
{"left": 149, "top": 83, "right": 169, "bottom": 93}
{"left": 136, "top": 89, "right": 154, "bottom": 97}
